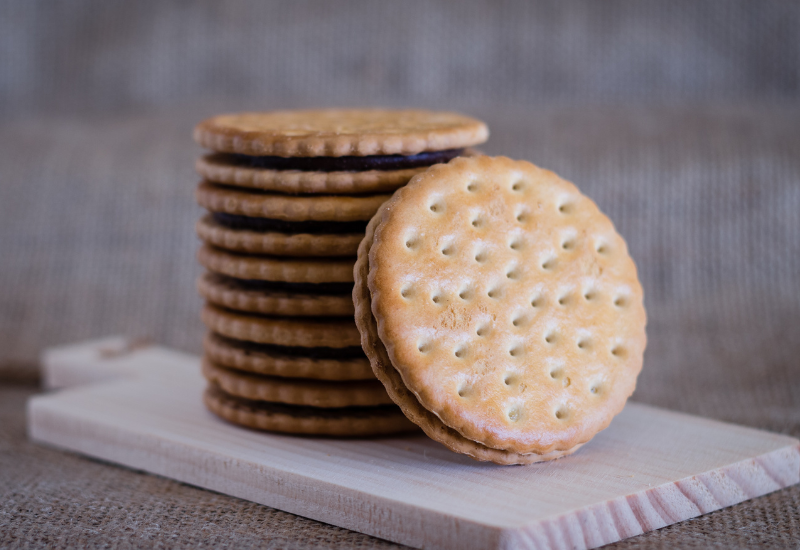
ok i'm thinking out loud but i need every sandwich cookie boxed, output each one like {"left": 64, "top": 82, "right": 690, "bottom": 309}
{"left": 202, "top": 358, "right": 392, "bottom": 407}
{"left": 204, "top": 384, "right": 417, "bottom": 437}
{"left": 195, "top": 181, "right": 388, "bottom": 256}
{"left": 355, "top": 215, "right": 580, "bottom": 465}
{"left": 197, "top": 272, "right": 354, "bottom": 317}
{"left": 203, "top": 332, "right": 373, "bottom": 381}
{"left": 196, "top": 214, "right": 363, "bottom": 257}
{"left": 356, "top": 156, "right": 646, "bottom": 463}
{"left": 196, "top": 181, "right": 389, "bottom": 222}
{"left": 201, "top": 303, "right": 361, "bottom": 349}
{"left": 197, "top": 245, "right": 355, "bottom": 284}
{"left": 196, "top": 148, "right": 482, "bottom": 195}
{"left": 197, "top": 154, "right": 427, "bottom": 195}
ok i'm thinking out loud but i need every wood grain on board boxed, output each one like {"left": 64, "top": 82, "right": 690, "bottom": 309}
{"left": 29, "top": 338, "right": 800, "bottom": 550}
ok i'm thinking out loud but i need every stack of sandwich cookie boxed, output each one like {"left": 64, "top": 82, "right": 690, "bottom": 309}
{"left": 193, "top": 109, "right": 489, "bottom": 436}
{"left": 354, "top": 156, "right": 647, "bottom": 461}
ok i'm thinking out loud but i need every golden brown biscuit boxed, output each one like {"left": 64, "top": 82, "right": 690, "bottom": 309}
{"left": 193, "top": 109, "right": 488, "bottom": 157}
{"left": 197, "top": 272, "right": 355, "bottom": 317}
{"left": 204, "top": 383, "right": 417, "bottom": 436}
{"left": 354, "top": 212, "right": 582, "bottom": 464}
{"left": 196, "top": 215, "right": 362, "bottom": 257}
{"left": 196, "top": 181, "right": 389, "bottom": 222}
{"left": 202, "top": 359, "right": 391, "bottom": 407}
{"left": 195, "top": 148, "right": 482, "bottom": 195}
{"left": 367, "top": 156, "right": 647, "bottom": 456}
{"left": 196, "top": 154, "right": 426, "bottom": 194}
{"left": 203, "top": 332, "right": 372, "bottom": 381}
{"left": 201, "top": 303, "right": 361, "bottom": 348}
{"left": 197, "top": 245, "right": 355, "bottom": 283}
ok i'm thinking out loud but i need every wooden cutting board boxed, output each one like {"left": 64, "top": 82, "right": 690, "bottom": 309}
{"left": 29, "top": 337, "right": 800, "bottom": 550}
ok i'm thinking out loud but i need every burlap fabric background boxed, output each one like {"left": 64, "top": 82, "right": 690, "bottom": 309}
{"left": 2, "top": 2, "right": 799, "bottom": 548}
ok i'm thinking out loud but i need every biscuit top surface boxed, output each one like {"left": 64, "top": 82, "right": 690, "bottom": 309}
{"left": 194, "top": 109, "right": 488, "bottom": 157}
{"left": 368, "top": 156, "right": 646, "bottom": 455}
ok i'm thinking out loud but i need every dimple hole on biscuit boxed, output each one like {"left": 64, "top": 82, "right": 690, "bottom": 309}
{"left": 366, "top": 155, "right": 647, "bottom": 456}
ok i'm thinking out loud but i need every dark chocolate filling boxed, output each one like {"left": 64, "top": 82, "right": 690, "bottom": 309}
{"left": 212, "top": 332, "right": 365, "bottom": 359}
{"left": 212, "top": 212, "right": 368, "bottom": 235}
{"left": 213, "top": 274, "right": 354, "bottom": 295}
{"left": 207, "top": 383, "right": 402, "bottom": 418}
{"left": 216, "top": 148, "right": 464, "bottom": 172}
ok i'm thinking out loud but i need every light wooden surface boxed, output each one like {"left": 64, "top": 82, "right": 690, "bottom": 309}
{"left": 29, "top": 338, "right": 800, "bottom": 550}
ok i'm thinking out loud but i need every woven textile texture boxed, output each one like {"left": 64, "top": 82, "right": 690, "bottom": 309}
{"left": 2, "top": 0, "right": 800, "bottom": 117}
{"left": 1, "top": 1, "right": 799, "bottom": 547}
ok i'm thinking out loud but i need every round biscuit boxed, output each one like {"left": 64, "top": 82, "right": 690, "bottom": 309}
{"left": 355, "top": 211, "right": 581, "bottom": 465}
{"left": 195, "top": 148, "right": 482, "bottom": 195}
{"left": 196, "top": 215, "right": 362, "bottom": 257}
{"left": 197, "top": 245, "right": 355, "bottom": 283}
{"left": 202, "top": 359, "right": 390, "bottom": 407}
{"left": 193, "top": 109, "right": 488, "bottom": 157}
{"left": 197, "top": 154, "right": 426, "bottom": 194}
{"left": 196, "top": 181, "right": 389, "bottom": 222}
{"left": 204, "top": 384, "right": 417, "bottom": 437}
{"left": 368, "top": 156, "right": 647, "bottom": 455}
{"left": 197, "top": 273, "right": 354, "bottom": 317}
{"left": 203, "top": 332, "right": 372, "bottom": 381}
{"left": 201, "top": 304, "right": 361, "bottom": 348}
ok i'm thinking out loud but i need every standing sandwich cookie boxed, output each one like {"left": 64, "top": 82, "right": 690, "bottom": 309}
{"left": 193, "top": 109, "right": 488, "bottom": 435}
{"left": 354, "top": 156, "right": 646, "bottom": 462}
